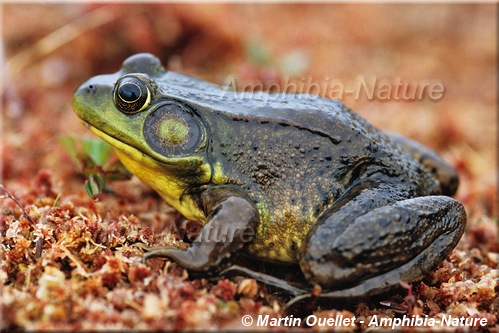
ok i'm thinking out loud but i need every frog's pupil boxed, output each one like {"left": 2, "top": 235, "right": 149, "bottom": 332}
{"left": 119, "top": 83, "right": 141, "bottom": 102}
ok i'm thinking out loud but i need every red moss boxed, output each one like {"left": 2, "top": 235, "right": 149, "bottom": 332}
{"left": 128, "top": 264, "right": 153, "bottom": 285}
{"left": 33, "top": 170, "right": 57, "bottom": 198}
{"left": 468, "top": 220, "right": 498, "bottom": 252}
{"left": 180, "top": 281, "right": 196, "bottom": 298}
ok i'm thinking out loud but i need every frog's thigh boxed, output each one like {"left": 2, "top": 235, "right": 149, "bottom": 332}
{"left": 300, "top": 195, "right": 466, "bottom": 295}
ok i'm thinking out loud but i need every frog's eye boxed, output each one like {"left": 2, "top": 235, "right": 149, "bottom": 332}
{"left": 144, "top": 103, "right": 204, "bottom": 157}
{"left": 113, "top": 75, "right": 152, "bottom": 114}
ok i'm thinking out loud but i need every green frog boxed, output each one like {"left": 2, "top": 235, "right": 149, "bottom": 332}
{"left": 72, "top": 53, "right": 466, "bottom": 299}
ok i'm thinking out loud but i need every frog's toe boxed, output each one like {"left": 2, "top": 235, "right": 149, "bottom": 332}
{"left": 140, "top": 246, "right": 181, "bottom": 264}
{"left": 221, "top": 265, "right": 307, "bottom": 297}
{"left": 132, "top": 242, "right": 154, "bottom": 251}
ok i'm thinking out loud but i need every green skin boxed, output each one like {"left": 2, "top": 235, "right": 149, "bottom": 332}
{"left": 73, "top": 53, "right": 466, "bottom": 299}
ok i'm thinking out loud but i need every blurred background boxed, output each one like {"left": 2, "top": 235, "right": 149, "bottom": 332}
{"left": 2, "top": 3, "right": 496, "bottom": 216}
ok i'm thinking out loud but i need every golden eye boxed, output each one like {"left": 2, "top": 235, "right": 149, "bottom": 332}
{"left": 144, "top": 103, "right": 203, "bottom": 157}
{"left": 113, "top": 75, "right": 151, "bottom": 114}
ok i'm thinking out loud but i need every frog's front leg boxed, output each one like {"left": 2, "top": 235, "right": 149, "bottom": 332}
{"left": 142, "top": 185, "right": 259, "bottom": 271}
{"left": 300, "top": 183, "right": 466, "bottom": 297}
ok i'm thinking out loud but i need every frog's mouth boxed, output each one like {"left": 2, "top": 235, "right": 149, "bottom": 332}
{"left": 83, "top": 122, "right": 168, "bottom": 168}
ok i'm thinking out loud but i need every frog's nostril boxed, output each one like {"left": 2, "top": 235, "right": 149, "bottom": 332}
{"left": 86, "top": 84, "right": 96, "bottom": 94}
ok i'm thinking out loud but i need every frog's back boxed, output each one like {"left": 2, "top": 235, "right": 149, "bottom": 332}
{"left": 162, "top": 75, "right": 438, "bottom": 203}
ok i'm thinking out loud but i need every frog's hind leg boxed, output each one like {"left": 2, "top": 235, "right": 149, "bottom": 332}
{"left": 299, "top": 191, "right": 466, "bottom": 298}
{"left": 387, "top": 133, "right": 459, "bottom": 195}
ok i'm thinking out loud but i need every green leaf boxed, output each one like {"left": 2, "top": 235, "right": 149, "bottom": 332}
{"left": 81, "top": 138, "right": 115, "bottom": 166}
{"left": 85, "top": 173, "right": 105, "bottom": 197}
{"left": 60, "top": 136, "right": 115, "bottom": 168}
{"left": 60, "top": 136, "right": 132, "bottom": 198}
{"left": 52, "top": 193, "right": 61, "bottom": 210}
{"left": 59, "top": 136, "right": 81, "bottom": 171}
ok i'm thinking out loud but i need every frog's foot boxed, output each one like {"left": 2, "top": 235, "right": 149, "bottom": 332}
{"left": 221, "top": 265, "right": 307, "bottom": 297}
{"left": 300, "top": 192, "right": 466, "bottom": 297}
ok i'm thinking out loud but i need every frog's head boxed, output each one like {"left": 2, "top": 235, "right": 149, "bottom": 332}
{"left": 72, "top": 54, "right": 212, "bottom": 215}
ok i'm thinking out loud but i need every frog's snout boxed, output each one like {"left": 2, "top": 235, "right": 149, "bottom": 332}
{"left": 74, "top": 76, "right": 106, "bottom": 98}
{"left": 72, "top": 79, "right": 107, "bottom": 121}
{"left": 81, "top": 83, "right": 97, "bottom": 95}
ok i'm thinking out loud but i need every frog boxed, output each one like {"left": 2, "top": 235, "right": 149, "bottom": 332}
{"left": 72, "top": 53, "right": 466, "bottom": 299}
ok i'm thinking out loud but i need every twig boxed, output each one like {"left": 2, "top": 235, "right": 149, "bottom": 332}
{"left": 0, "top": 184, "right": 36, "bottom": 226}
{"left": 1, "top": 184, "right": 44, "bottom": 258}
{"left": 59, "top": 244, "right": 90, "bottom": 277}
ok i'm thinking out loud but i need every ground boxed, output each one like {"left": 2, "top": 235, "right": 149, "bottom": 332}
{"left": 1, "top": 3, "right": 497, "bottom": 331}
